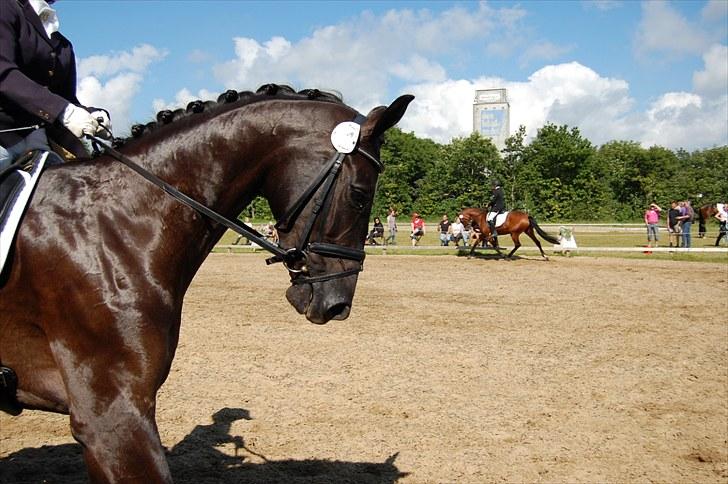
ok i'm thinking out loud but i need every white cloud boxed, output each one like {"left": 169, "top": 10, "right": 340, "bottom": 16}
{"left": 78, "top": 44, "right": 167, "bottom": 78}
{"left": 76, "top": 74, "right": 141, "bottom": 132}
{"left": 635, "top": 1, "right": 721, "bottom": 58}
{"left": 390, "top": 55, "right": 447, "bottom": 83}
{"left": 693, "top": 43, "right": 728, "bottom": 96}
{"left": 702, "top": 0, "right": 728, "bottom": 22}
{"left": 165, "top": 3, "right": 538, "bottom": 114}
{"left": 519, "top": 41, "right": 575, "bottom": 67}
{"left": 76, "top": 45, "right": 167, "bottom": 133}
{"left": 639, "top": 91, "right": 727, "bottom": 148}
{"left": 151, "top": 88, "right": 221, "bottom": 114}
{"left": 112, "top": 4, "right": 725, "bottom": 150}
{"left": 399, "top": 61, "right": 726, "bottom": 150}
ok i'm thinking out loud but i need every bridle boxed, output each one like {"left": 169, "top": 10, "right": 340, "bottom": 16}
{"left": 88, "top": 112, "right": 382, "bottom": 285}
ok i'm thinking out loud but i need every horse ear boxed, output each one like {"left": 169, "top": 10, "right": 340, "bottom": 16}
{"left": 363, "top": 94, "right": 415, "bottom": 141}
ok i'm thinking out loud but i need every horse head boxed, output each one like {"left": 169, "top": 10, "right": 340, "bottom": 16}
{"left": 265, "top": 95, "right": 414, "bottom": 323}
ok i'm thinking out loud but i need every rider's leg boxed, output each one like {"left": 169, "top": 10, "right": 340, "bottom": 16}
{"left": 488, "top": 220, "right": 499, "bottom": 248}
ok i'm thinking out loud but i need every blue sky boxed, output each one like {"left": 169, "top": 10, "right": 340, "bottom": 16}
{"left": 55, "top": 0, "right": 727, "bottom": 150}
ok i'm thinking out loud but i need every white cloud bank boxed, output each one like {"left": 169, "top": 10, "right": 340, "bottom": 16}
{"left": 109, "top": 3, "right": 727, "bottom": 150}
{"left": 76, "top": 44, "right": 167, "bottom": 133}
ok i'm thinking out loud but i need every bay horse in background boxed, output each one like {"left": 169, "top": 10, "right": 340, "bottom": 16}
{"left": 0, "top": 84, "right": 413, "bottom": 483}
{"left": 460, "top": 207, "right": 560, "bottom": 260}
{"left": 697, "top": 202, "right": 720, "bottom": 238}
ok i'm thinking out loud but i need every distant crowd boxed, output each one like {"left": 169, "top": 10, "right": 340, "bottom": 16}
{"left": 646, "top": 200, "right": 727, "bottom": 248}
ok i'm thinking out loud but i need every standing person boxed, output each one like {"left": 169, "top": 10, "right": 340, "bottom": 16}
{"left": 667, "top": 201, "right": 681, "bottom": 248}
{"left": 458, "top": 214, "right": 470, "bottom": 247}
{"left": 410, "top": 212, "right": 425, "bottom": 246}
{"left": 437, "top": 214, "right": 451, "bottom": 246}
{"left": 678, "top": 200, "right": 694, "bottom": 248}
{"left": 486, "top": 179, "right": 505, "bottom": 248}
{"left": 0, "top": 0, "right": 111, "bottom": 169}
{"left": 644, "top": 203, "right": 662, "bottom": 248}
{"left": 386, "top": 207, "right": 397, "bottom": 245}
{"left": 714, "top": 202, "right": 727, "bottom": 247}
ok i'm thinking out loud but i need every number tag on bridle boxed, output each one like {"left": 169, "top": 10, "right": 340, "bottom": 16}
{"left": 330, "top": 122, "right": 360, "bottom": 154}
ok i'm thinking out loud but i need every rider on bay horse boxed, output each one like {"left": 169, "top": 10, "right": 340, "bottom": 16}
{"left": 486, "top": 179, "right": 505, "bottom": 248}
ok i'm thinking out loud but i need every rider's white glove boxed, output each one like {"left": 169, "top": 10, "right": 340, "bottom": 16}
{"left": 91, "top": 109, "right": 113, "bottom": 139}
{"left": 61, "top": 104, "right": 98, "bottom": 139}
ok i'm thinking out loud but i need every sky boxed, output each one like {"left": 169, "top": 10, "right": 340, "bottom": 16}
{"left": 55, "top": 0, "right": 728, "bottom": 150}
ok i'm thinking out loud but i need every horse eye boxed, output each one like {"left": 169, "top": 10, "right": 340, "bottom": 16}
{"left": 350, "top": 187, "right": 369, "bottom": 210}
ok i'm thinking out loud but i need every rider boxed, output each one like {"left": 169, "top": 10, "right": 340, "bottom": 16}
{"left": 486, "top": 179, "right": 505, "bottom": 248}
{"left": 0, "top": 0, "right": 111, "bottom": 171}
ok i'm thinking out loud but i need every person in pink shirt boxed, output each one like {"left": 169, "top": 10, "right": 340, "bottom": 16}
{"left": 644, "top": 203, "right": 662, "bottom": 247}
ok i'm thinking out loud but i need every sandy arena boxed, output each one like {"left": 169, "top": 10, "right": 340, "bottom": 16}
{"left": 1, "top": 253, "right": 726, "bottom": 483}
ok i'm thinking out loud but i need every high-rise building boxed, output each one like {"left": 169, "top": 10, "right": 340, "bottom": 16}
{"left": 473, "top": 89, "right": 510, "bottom": 151}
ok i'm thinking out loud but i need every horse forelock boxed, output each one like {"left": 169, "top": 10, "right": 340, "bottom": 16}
{"left": 116, "top": 84, "right": 345, "bottom": 149}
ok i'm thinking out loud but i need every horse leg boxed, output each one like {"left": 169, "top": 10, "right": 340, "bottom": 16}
{"left": 468, "top": 235, "right": 479, "bottom": 258}
{"left": 507, "top": 233, "right": 520, "bottom": 258}
{"left": 61, "top": 357, "right": 172, "bottom": 484}
{"left": 525, "top": 226, "right": 548, "bottom": 260}
{"left": 45, "top": 312, "right": 177, "bottom": 484}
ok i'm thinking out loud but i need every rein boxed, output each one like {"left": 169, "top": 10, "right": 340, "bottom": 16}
{"left": 86, "top": 113, "right": 381, "bottom": 285}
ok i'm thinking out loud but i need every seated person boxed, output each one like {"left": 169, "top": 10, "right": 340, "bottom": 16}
{"left": 365, "top": 217, "right": 384, "bottom": 245}
{"left": 410, "top": 213, "right": 425, "bottom": 246}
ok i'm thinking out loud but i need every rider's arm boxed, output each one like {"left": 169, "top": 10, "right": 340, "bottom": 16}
{"left": 0, "top": 4, "right": 72, "bottom": 125}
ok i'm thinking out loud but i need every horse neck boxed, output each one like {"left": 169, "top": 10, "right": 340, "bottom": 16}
{"left": 111, "top": 106, "right": 279, "bottom": 286}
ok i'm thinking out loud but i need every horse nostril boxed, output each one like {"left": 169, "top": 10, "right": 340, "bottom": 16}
{"left": 326, "top": 303, "right": 351, "bottom": 321}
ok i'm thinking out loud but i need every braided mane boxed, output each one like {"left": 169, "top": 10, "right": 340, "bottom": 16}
{"left": 115, "top": 84, "right": 343, "bottom": 147}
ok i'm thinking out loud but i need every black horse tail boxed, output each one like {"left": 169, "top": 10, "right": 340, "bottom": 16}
{"left": 528, "top": 216, "right": 561, "bottom": 244}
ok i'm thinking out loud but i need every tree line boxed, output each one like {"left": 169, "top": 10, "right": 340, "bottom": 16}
{"left": 246, "top": 123, "right": 727, "bottom": 223}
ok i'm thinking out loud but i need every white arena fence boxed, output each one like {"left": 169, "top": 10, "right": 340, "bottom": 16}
{"left": 216, "top": 222, "right": 728, "bottom": 255}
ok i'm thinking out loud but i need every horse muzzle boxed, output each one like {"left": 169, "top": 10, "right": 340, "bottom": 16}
{"left": 285, "top": 271, "right": 358, "bottom": 324}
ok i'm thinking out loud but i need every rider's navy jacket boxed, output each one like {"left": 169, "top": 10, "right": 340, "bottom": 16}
{"left": 0, "top": 0, "right": 87, "bottom": 158}
{"left": 489, "top": 186, "right": 505, "bottom": 213}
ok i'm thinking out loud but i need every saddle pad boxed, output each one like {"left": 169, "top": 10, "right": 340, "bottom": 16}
{"left": 0, "top": 151, "right": 49, "bottom": 273}
{"left": 486, "top": 211, "right": 509, "bottom": 228}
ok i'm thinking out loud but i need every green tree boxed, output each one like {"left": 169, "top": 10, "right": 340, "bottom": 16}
{"left": 520, "top": 123, "right": 600, "bottom": 220}
{"left": 502, "top": 125, "right": 527, "bottom": 209}
{"left": 372, "top": 128, "right": 440, "bottom": 219}
{"left": 418, "top": 133, "right": 501, "bottom": 217}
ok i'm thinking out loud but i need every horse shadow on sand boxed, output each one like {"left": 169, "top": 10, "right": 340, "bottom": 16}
{"left": 455, "top": 247, "right": 525, "bottom": 260}
{"left": 0, "top": 407, "right": 407, "bottom": 484}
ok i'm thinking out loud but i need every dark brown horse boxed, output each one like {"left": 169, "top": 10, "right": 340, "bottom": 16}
{"left": 0, "top": 85, "right": 413, "bottom": 483}
{"left": 697, "top": 202, "right": 719, "bottom": 238}
{"left": 460, "top": 207, "right": 560, "bottom": 260}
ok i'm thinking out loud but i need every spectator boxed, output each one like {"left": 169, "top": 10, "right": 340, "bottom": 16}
{"left": 458, "top": 214, "right": 470, "bottom": 247}
{"left": 232, "top": 217, "right": 253, "bottom": 245}
{"left": 410, "top": 213, "right": 425, "bottom": 246}
{"left": 667, "top": 201, "right": 681, "bottom": 248}
{"left": 678, "top": 200, "right": 694, "bottom": 248}
{"left": 450, "top": 216, "right": 465, "bottom": 247}
{"left": 714, "top": 202, "right": 727, "bottom": 247}
{"left": 263, "top": 220, "right": 278, "bottom": 244}
{"left": 386, "top": 207, "right": 397, "bottom": 245}
{"left": 437, "top": 214, "right": 451, "bottom": 246}
{"left": 644, "top": 203, "right": 662, "bottom": 248}
{"left": 365, "top": 217, "right": 384, "bottom": 245}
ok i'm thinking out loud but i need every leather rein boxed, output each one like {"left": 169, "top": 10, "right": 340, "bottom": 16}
{"left": 87, "top": 113, "right": 382, "bottom": 285}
